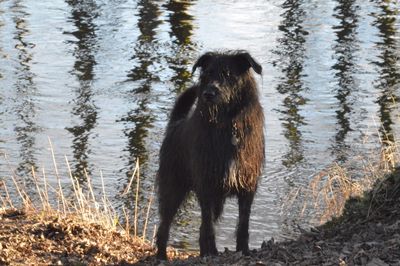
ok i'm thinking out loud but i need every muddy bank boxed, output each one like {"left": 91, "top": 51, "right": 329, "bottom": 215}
{"left": 1, "top": 168, "right": 399, "bottom": 265}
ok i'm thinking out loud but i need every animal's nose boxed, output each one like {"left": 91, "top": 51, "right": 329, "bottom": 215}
{"left": 202, "top": 87, "right": 217, "bottom": 101}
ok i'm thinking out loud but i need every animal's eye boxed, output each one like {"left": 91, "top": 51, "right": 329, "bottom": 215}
{"left": 201, "top": 70, "right": 212, "bottom": 78}
{"left": 200, "top": 70, "right": 209, "bottom": 78}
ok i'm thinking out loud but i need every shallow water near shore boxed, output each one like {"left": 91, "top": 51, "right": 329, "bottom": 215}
{"left": 1, "top": 0, "right": 399, "bottom": 250}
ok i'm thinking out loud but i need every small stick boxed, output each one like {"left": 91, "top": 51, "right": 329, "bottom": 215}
{"left": 49, "top": 137, "right": 66, "bottom": 213}
{"left": 134, "top": 159, "right": 141, "bottom": 237}
{"left": 142, "top": 186, "right": 154, "bottom": 241}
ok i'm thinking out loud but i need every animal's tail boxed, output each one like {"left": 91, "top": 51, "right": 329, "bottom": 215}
{"left": 169, "top": 86, "right": 197, "bottom": 123}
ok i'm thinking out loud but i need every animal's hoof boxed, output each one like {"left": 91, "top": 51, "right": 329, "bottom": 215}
{"left": 242, "top": 249, "right": 250, "bottom": 256}
{"left": 156, "top": 252, "right": 167, "bottom": 261}
{"left": 236, "top": 247, "right": 250, "bottom": 256}
{"left": 200, "top": 249, "right": 218, "bottom": 257}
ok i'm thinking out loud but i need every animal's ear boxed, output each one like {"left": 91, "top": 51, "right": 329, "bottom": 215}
{"left": 192, "top": 52, "right": 214, "bottom": 75}
{"left": 236, "top": 52, "right": 262, "bottom": 75}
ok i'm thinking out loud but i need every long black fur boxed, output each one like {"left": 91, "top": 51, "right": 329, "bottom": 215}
{"left": 156, "top": 50, "right": 265, "bottom": 259}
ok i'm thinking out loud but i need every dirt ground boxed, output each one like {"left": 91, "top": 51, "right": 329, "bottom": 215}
{"left": 1, "top": 168, "right": 399, "bottom": 265}
{"left": 0, "top": 209, "right": 153, "bottom": 265}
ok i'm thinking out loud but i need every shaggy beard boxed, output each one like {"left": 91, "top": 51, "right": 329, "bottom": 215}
{"left": 209, "top": 105, "right": 220, "bottom": 123}
{"left": 199, "top": 104, "right": 219, "bottom": 124}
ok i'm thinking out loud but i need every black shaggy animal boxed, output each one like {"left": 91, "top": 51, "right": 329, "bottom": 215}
{"left": 156, "top": 50, "right": 264, "bottom": 260}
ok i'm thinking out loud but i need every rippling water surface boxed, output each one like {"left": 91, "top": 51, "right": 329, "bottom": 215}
{"left": 1, "top": 0, "right": 399, "bottom": 250}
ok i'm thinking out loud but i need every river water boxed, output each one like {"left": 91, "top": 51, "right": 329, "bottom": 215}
{"left": 1, "top": 0, "right": 399, "bottom": 250}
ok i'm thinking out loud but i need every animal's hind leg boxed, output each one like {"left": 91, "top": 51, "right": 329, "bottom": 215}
{"left": 156, "top": 182, "right": 188, "bottom": 260}
{"left": 198, "top": 197, "right": 218, "bottom": 257}
{"left": 236, "top": 191, "right": 255, "bottom": 255}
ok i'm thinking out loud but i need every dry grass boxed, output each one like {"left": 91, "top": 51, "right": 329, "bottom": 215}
{"left": 0, "top": 140, "right": 200, "bottom": 265}
{"left": 285, "top": 136, "right": 399, "bottom": 224}
{"left": 0, "top": 138, "right": 155, "bottom": 242}
{"left": 291, "top": 96, "right": 400, "bottom": 224}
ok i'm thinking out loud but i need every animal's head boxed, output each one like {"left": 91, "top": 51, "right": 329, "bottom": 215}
{"left": 192, "top": 50, "right": 262, "bottom": 107}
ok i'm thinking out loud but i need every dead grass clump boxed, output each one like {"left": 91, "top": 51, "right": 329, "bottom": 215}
{"left": 0, "top": 138, "right": 159, "bottom": 264}
{"left": 286, "top": 137, "right": 399, "bottom": 224}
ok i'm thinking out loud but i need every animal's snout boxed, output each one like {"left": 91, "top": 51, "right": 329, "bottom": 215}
{"left": 202, "top": 86, "right": 218, "bottom": 102}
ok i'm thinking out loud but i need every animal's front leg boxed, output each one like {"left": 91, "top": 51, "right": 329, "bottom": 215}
{"left": 236, "top": 191, "right": 255, "bottom": 255}
{"left": 198, "top": 197, "right": 218, "bottom": 256}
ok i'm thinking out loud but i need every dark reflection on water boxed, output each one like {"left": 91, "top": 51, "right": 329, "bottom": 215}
{"left": 274, "top": 0, "right": 308, "bottom": 168}
{"left": 164, "top": 0, "right": 195, "bottom": 93}
{"left": 165, "top": 1, "right": 193, "bottom": 46}
{"left": 64, "top": 0, "right": 99, "bottom": 181}
{"left": 331, "top": 0, "right": 359, "bottom": 162}
{"left": 11, "top": 2, "right": 39, "bottom": 176}
{"left": 120, "top": 0, "right": 160, "bottom": 179}
{"left": 126, "top": 1, "right": 161, "bottom": 83}
{"left": 372, "top": 0, "right": 400, "bottom": 142}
